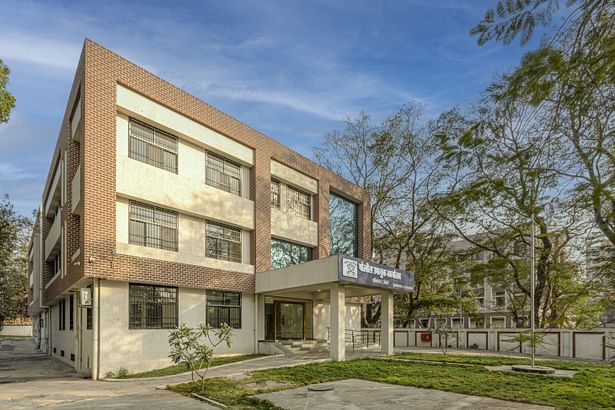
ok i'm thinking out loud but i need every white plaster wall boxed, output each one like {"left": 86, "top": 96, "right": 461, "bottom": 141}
{"left": 0, "top": 325, "right": 32, "bottom": 337}
{"left": 270, "top": 160, "right": 318, "bottom": 194}
{"left": 117, "top": 86, "right": 254, "bottom": 166}
{"left": 467, "top": 332, "right": 488, "bottom": 350}
{"left": 573, "top": 333, "right": 605, "bottom": 360}
{"left": 116, "top": 198, "right": 253, "bottom": 274}
{"left": 312, "top": 302, "right": 361, "bottom": 340}
{"left": 98, "top": 281, "right": 256, "bottom": 375}
{"left": 50, "top": 300, "right": 77, "bottom": 368}
{"left": 271, "top": 208, "right": 318, "bottom": 247}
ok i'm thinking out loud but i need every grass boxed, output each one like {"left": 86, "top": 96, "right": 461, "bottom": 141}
{"left": 122, "top": 354, "right": 266, "bottom": 379}
{"left": 169, "top": 352, "right": 615, "bottom": 409}
{"left": 170, "top": 377, "right": 283, "bottom": 409}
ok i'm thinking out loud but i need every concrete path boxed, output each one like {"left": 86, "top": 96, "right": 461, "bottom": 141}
{"left": 257, "top": 379, "right": 554, "bottom": 410}
{"left": 0, "top": 338, "right": 325, "bottom": 409}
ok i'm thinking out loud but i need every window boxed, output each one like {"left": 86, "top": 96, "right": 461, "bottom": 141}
{"left": 129, "top": 284, "right": 177, "bottom": 329}
{"left": 206, "top": 290, "right": 241, "bottom": 329}
{"left": 271, "top": 238, "right": 312, "bottom": 269}
{"left": 329, "top": 193, "right": 358, "bottom": 257}
{"left": 287, "top": 186, "right": 311, "bottom": 220}
{"left": 51, "top": 252, "right": 62, "bottom": 277}
{"left": 129, "top": 201, "right": 178, "bottom": 251}
{"left": 86, "top": 307, "right": 92, "bottom": 330}
{"left": 69, "top": 295, "right": 74, "bottom": 331}
{"left": 476, "top": 287, "right": 485, "bottom": 308}
{"left": 271, "top": 180, "right": 280, "bottom": 209}
{"left": 128, "top": 118, "right": 178, "bottom": 173}
{"left": 494, "top": 289, "right": 506, "bottom": 309}
{"left": 205, "top": 152, "right": 241, "bottom": 196}
{"left": 58, "top": 299, "right": 65, "bottom": 331}
{"left": 206, "top": 221, "right": 241, "bottom": 263}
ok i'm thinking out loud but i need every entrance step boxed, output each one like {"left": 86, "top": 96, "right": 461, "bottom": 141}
{"left": 270, "top": 340, "right": 330, "bottom": 355}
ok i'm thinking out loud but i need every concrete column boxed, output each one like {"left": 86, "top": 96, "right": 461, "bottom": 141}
{"left": 381, "top": 291, "right": 394, "bottom": 355}
{"left": 330, "top": 284, "right": 346, "bottom": 361}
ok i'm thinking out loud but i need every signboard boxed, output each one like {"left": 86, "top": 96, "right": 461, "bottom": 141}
{"left": 79, "top": 287, "right": 92, "bottom": 307}
{"left": 338, "top": 255, "right": 414, "bottom": 292}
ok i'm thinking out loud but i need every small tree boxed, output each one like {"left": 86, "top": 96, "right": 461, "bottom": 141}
{"left": 505, "top": 330, "right": 549, "bottom": 355}
{"left": 430, "top": 316, "right": 458, "bottom": 355}
{"left": 168, "top": 323, "right": 232, "bottom": 393}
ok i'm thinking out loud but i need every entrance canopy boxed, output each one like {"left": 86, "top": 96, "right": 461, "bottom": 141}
{"left": 256, "top": 254, "right": 414, "bottom": 299}
{"left": 256, "top": 255, "right": 413, "bottom": 361}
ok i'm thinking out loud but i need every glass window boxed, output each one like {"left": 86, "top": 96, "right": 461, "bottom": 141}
{"left": 287, "top": 186, "right": 311, "bottom": 219}
{"left": 271, "top": 180, "right": 280, "bottom": 209}
{"left": 206, "top": 290, "right": 241, "bottom": 329}
{"left": 206, "top": 221, "right": 241, "bottom": 263}
{"left": 328, "top": 193, "right": 358, "bottom": 257}
{"left": 129, "top": 201, "right": 178, "bottom": 251}
{"left": 129, "top": 119, "right": 178, "bottom": 173}
{"left": 271, "top": 238, "right": 312, "bottom": 269}
{"left": 129, "top": 284, "right": 177, "bottom": 329}
{"left": 205, "top": 152, "right": 241, "bottom": 196}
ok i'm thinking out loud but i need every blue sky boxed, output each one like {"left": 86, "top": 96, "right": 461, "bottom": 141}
{"left": 0, "top": 0, "right": 551, "bottom": 216}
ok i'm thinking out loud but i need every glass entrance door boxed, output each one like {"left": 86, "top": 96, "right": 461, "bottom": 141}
{"left": 275, "top": 301, "right": 305, "bottom": 339}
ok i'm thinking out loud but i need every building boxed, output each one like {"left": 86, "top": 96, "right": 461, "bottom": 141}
{"left": 28, "top": 39, "right": 412, "bottom": 379}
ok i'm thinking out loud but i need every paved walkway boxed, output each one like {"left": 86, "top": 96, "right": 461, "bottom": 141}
{"left": 0, "top": 339, "right": 558, "bottom": 409}
{"left": 257, "top": 379, "right": 554, "bottom": 410}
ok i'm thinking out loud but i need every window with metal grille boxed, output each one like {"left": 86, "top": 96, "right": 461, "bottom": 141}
{"left": 69, "top": 295, "right": 74, "bottom": 330}
{"left": 205, "top": 151, "right": 241, "bottom": 196}
{"left": 128, "top": 118, "right": 178, "bottom": 173}
{"left": 287, "top": 186, "right": 311, "bottom": 220}
{"left": 129, "top": 284, "right": 177, "bottom": 329}
{"left": 206, "top": 221, "right": 241, "bottom": 263}
{"left": 86, "top": 306, "right": 92, "bottom": 330}
{"left": 129, "top": 201, "right": 178, "bottom": 251}
{"left": 206, "top": 290, "right": 241, "bottom": 329}
{"left": 271, "top": 179, "right": 280, "bottom": 209}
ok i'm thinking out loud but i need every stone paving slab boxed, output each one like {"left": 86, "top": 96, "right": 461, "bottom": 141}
{"left": 485, "top": 365, "right": 577, "bottom": 378}
{"left": 256, "top": 378, "right": 554, "bottom": 410}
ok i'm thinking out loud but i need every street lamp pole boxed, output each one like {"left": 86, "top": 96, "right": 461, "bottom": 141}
{"left": 530, "top": 214, "right": 536, "bottom": 368}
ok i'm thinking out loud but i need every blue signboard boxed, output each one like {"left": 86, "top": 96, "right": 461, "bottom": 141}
{"left": 338, "top": 255, "right": 414, "bottom": 292}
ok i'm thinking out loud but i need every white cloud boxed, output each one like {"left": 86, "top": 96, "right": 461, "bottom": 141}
{"left": 0, "top": 31, "right": 81, "bottom": 70}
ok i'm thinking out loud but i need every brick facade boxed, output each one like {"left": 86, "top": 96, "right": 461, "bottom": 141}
{"left": 39, "top": 39, "right": 371, "bottom": 303}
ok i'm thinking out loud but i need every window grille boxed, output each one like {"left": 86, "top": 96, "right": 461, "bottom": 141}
{"left": 129, "top": 201, "right": 178, "bottom": 251}
{"left": 86, "top": 306, "right": 92, "bottom": 330}
{"left": 69, "top": 295, "right": 74, "bottom": 330}
{"left": 205, "top": 152, "right": 241, "bottom": 196}
{"left": 271, "top": 180, "right": 280, "bottom": 209}
{"left": 129, "top": 118, "right": 178, "bottom": 173}
{"left": 129, "top": 284, "right": 177, "bottom": 329}
{"left": 206, "top": 290, "right": 241, "bottom": 329}
{"left": 286, "top": 186, "right": 311, "bottom": 219}
{"left": 206, "top": 221, "right": 241, "bottom": 263}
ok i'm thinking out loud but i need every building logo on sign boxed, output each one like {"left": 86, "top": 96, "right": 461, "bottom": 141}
{"left": 342, "top": 258, "right": 358, "bottom": 278}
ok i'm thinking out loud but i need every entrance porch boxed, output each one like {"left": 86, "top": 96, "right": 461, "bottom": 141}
{"left": 255, "top": 254, "right": 414, "bottom": 361}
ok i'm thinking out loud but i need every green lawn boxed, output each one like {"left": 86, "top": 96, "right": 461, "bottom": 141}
{"left": 122, "top": 354, "right": 266, "bottom": 379}
{"left": 169, "top": 352, "right": 615, "bottom": 409}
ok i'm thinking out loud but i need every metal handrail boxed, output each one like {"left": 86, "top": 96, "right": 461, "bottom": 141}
{"left": 326, "top": 327, "right": 381, "bottom": 350}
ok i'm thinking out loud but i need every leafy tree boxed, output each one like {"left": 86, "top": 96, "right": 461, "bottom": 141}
{"left": 474, "top": 1, "right": 615, "bottom": 252}
{"left": 168, "top": 323, "right": 232, "bottom": 393}
{"left": 0, "top": 59, "right": 16, "bottom": 124}
{"left": 0, "top": 195, "right": 32, "bottom": 329}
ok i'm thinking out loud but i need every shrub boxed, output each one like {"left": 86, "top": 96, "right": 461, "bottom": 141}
{"left": 168, "top": 323, "right": 232, "bottom": 393}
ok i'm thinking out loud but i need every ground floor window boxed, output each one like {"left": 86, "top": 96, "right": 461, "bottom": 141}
{"left": 206, "top": 290, "right": 241, "bottom": 329}
{"left": 129, "top": 284, "right": 178, "bottom": 329}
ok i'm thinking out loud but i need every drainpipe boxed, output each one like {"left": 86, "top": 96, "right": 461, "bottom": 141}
{"left": 92, "top": 278, "right": 100, "bottom": 380}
